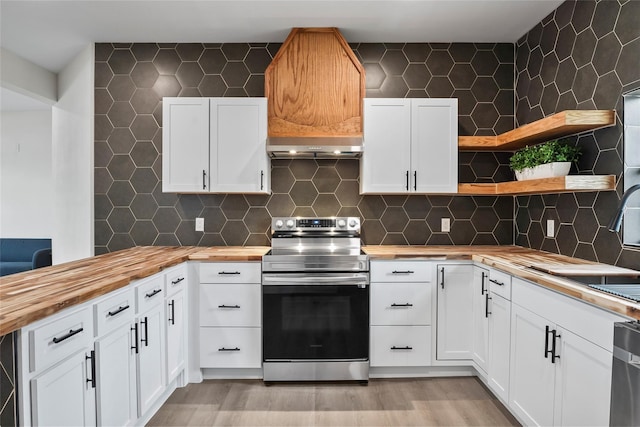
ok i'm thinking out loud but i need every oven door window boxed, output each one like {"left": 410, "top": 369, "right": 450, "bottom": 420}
{"left": 263, "top": 285, "right": 369, "bottom": 360}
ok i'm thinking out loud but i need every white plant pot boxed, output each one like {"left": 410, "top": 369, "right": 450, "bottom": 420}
{"left": 514, "top": 162, "right": 572, "bottom": 181}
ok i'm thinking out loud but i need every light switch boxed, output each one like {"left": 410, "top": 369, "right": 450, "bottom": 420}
{"left": 546, "top": 219, "right": 555, "bottom": 237}
{"left": 441, "top": 218, "right": 451, "bottom": 233}
{"left": 195, "top": 217, "right": 204, "bottom": 232}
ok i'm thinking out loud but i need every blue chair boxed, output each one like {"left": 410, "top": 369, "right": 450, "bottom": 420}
{"left": 0, "top": 238, "right": 52, "bottom": 276}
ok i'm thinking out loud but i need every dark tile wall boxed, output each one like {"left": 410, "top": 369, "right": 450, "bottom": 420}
{"left": 94, "top": 42, "right": 516, "bottom": 252}
{"left": 514, "top": 0, "right": 640, "bottom": 268}
{"left": 0, "top": 332, "right": 16, "bottom": 427}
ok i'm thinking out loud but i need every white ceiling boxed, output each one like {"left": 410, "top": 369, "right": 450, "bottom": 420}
{"left": 1, "top": 0, "right": 564, "bottom": 73}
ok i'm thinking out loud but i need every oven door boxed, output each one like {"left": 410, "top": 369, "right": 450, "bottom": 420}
{"left": 262, "top": 273, "right": 369, "bottom": 361}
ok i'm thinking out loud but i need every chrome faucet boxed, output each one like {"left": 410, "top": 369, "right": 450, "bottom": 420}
{"left": 608, "top": 183, "right": 640, "bottom": 232}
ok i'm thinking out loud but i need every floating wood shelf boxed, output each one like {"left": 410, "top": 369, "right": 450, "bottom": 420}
{"left": 459, "top": 110, "right": 616, "bottom": 151}
{"left": 457, "top": 175, "right": 616, "bottom": 195}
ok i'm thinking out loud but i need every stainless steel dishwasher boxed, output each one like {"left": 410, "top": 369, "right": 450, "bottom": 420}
{"left": 610, "top": 320, "right": 640, "bottom": 426}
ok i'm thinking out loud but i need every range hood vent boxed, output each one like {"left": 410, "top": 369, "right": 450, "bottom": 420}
{"left": 265, "top": 28, "right": 365, "bottom": 158}
{"left": 267, "top": 136, "right": 363, "bottom": 158}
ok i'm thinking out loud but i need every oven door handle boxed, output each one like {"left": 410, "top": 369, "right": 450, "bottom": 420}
{"left": 262, "top": 274, "right": 369, "bottom": 286}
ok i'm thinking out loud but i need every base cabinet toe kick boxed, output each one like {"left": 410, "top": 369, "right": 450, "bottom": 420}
{"left": 13, "top": 255, "right": 635, "bottom": 427}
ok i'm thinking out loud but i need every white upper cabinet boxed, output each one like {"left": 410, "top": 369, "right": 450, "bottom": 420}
{"left": 162, "top": 97, "right": 270, "bottom": 194}
{"left": 361, "top": 98, "right": 457, "bottom": 194}
{"left": 162, "top": 98, "right": 210, "bottom": 193}
{"left": 210, "top": 98, "right": 269, "bottom": 193}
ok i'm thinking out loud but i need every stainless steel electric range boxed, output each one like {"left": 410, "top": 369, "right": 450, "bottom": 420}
{"left": 261, "top": 217, "right": 370, "bottom": 382}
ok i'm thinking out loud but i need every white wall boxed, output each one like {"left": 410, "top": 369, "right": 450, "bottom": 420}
{"left": 51, "top": 44, "right": 94, "bottom": 264}
{"left": 0, "top": 47, "right": 57, "bottom": 105}
{"left": 0, "top": 110, "right": 54, "bottom": 237}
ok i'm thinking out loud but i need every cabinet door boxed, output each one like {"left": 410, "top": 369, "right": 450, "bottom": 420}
{"left": 509, "top": 304, "right": 555, "bottom": 427}
{"left": 411, "top": 98, "right": 458, "bottom": 193}
{"left": 162, "top": 97, "right": 210, "bottom": 192}
{"left": 553, "top": 327, "right": 612, "bottom": 427}
{"left": 95, "top": 324, "right": 136, "bottom": 426}
{"left": 361, "top": 98, "right": 411, "bottom": 194}
{"left": 137, "top": 303, "right": 166, "bottom": 416}
{"left": 166, "top": 290, "right": 186, "bottom": 382}
{"left": 370, "top": 325, "right": 431, "bottom": 367}
{"left": 210, "top": 98, "right": 269, "bottom": 193}
{"left": 31, "top": 349, "right": 96, "bottom": 426}
{"left": 436, "top": 264, "right": 473, "bottom": 360}
{"left": 487, "top": 293, "right": 511, "bottom": 403}
{"left": 471, "top": 266, "right": 489, "bottom": 373}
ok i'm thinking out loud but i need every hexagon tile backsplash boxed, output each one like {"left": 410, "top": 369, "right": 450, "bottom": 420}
{"left": 94, "top": 42, "right": 516, "bottom": 253}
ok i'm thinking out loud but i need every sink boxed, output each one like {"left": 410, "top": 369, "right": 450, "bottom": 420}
{"left": 588, "top": 284, "right": 640, "bottom": 303}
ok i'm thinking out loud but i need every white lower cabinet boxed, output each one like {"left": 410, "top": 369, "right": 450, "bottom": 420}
{"left": 199, "top": 262, "right": 262, "bottom": 371}
{"left": 471, "top": 266, "right": 489, "bottom": 373}
{"left": 486, "top": 292, "right": 511, "bottom": 403}
{"left": 166, "top": 289, "right": 186, "bottom": 382}
{"left": 370, "top": 326, "right": 431, "bottom": 366}
{"left": 436, "top": 264, "right": 473, "bottom": 360}
{"left": 31, "top": 348, "right": 97, "bottom": 426}
{"left": 135, "top": 300, "right": 166, "bottom": 416}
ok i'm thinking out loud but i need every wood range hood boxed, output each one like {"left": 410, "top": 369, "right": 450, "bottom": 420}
{"left": 265, "top": 28, "right": 366, "bottom": 158}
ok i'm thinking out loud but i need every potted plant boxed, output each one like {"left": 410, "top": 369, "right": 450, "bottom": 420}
{"left": 509, "top": 140, "right": 581, "bottom": 181}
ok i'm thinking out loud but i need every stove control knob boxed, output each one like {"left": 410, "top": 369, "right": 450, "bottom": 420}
{"left": 337, "top": 219, "right": 346, "bottom": 228}
{"left": 274, "top": 220, "right": 284, "bottom": 229}
{"left": 349, "top": 219, "right": 359, "bottom": 228}
{"left": 286, "top": 219, "right": 295, "bottom": 228}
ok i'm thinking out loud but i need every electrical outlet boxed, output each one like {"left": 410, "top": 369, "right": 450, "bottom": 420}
{"left": 441, "top": 218, "right": 451, "bottom": 233}
{"left": 195, "top": 217, "right": 204, "bottom": 232}
{"left": 546, "top": 219, "right": 555, "bottom": 237}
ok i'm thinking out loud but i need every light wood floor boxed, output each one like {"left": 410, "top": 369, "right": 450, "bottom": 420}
{"left": 148, "top": 377, "right": 520, "bottom": 426}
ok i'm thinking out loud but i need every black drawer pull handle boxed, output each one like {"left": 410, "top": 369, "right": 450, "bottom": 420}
{"left": 391, "top": 346, "right": 413, "bottom": 350}
{"left": 390, "top": 303, "right": 413, "bottom": 307}
{"left": 218, "top": 347, "right": 240, "bottom": 352}
{"left": 218, "top": 271, "right": 240, "bottom": 275}
{"left": 86, "top": 350, "right": 96, "bottom": 388}
{"left": 145, "top": 288, "right": 162, "bottom": 298}
{"left": 218, "top": 304, "right": 241, "bottom": 309}
{"left": 168, "top": 300, "right": 175, "bottom": 325}
{"left": 141, "top": 317, "right": 149, "bottom": 346}
{"left": 107, "top": 305, "right": 130, "bottom": 317}
{"left": 489, "top": 279, "right": 505, "bottom": 286}
{"left": 171, "top": 277, "right": 185, "bottom": 285}
{"left": 391, "top": 270, "right": 414, "bottom": 274}
{"left": 131, "top": 323, "right": 139, "bottom": 354}
{"left": 52, "top": 327, "right": 84, "bottom": 344}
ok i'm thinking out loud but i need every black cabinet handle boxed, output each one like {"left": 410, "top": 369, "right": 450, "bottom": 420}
{"left": 260, "top": 170, "right": 264, "bottom": 190}
{"left": 391, "top": 346, "right": 413, "bottom": 350}
{"left": 481, "top": 272, "right": 487, "bottom": 295}
{"left": 544, "top": 325, "right": 552, "bottom": 359}
{"left": 413, "top": 171, "right": 417, "bottom": 191}
{"left": 391, "top": 270, "right": 414, "bottom": 274}
{"left": 218, "top": 271, "right": 240, "bottom": 275}
{"left": 52, "top": 327, "right": 83, "bottom": 344}
{"left": 145, "top": 288, "right": 162, "bottom": 298}
{"left": 131, "top": 323, "right": 139, "bottom": 354}
{"left": 171, "top": 277, "right": 184, "bottom": 285}
{"left": 391, "top": 303, "right": 413, "bottom": 307}
{"left": 440, "top": 267, "right": 445, "bottom": 289}
{"left": 405, "top": 171, "right": 409, "bottom": 190}
{"left": 202, "top": 169, "right": 207, "bottom": 190}
{"left": 141, "top": 317, "right": 148, "bottom": 347}
{"left": 489, "top": 278, "right": 505, "bottom": 287}
{"left": 86, "top": 350, "right": 96, "bottom": 388}
{"left": 485, "top": 293, "right": 491, "bottom": 318}
{"left": 107, "top": 304, "right": 130, "bottom": 317}
{"left": 218, "top": 347, "right": 240, "bottom": 352}
{"left": 551, "top": 330, "right": 561, "bottom": 363}
{"left": 218, "top": 304, "right": 241, "bottom": 309}
{"left": 168, "top": 300, "right": 175, "bottom": 325}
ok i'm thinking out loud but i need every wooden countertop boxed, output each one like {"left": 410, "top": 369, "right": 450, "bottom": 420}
{"left": 1, "top": 245, "right": 637, "bottom": 335}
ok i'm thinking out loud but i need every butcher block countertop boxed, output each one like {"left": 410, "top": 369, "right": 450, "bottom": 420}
{"left": 1, "top": 245, "right": 637, "bottom": 335}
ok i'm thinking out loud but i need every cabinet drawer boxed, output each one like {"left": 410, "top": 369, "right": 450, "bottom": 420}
{"left": 135, "top": 274, "right": 165, "bottom": 313}
{"left": 199, "top": 327, "right": 261, "bottom": 368}
{"left": 29, "top": 306, "right": 93, "bottom": 373}
{"left": 94, "top": 287, "right": 135, "bottom": 337}
{"left": 370, "top": 325, "right": 431, "bottom": 367}
{"left": 371, "top": 261, "right": 432, "bottom": 283}
{"left": 370, "top": 283, "right": 431, "bottom": 325}
{"left": 165, "top": 264, "right": 188, "bottom": 297}
{"left": 488, "top": 268, "right": 512, "bottom": 300}
{"left": 200, "top": 284, "right": 261, "bottom": 327}
{"left": 200, "top": 262, "right": 261, "bottom": 284}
